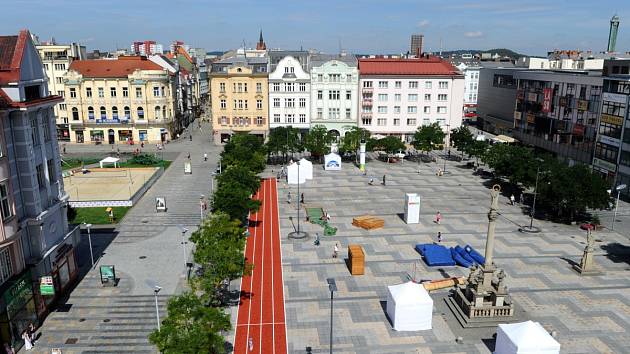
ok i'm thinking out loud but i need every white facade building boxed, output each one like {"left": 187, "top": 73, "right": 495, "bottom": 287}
{"left": 456, "top": 62, "right": 481, "bottom": 106}
{"left": 309, "top": 54, "right": 359, "bottom": 137}
{"left": 358, "top": 57, "right": 465, "bottom": 142}
{"left": 269, "top": 55, "right": 311, "bottom": 130}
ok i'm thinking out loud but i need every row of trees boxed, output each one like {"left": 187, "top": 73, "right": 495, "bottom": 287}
{"left": 150, "top": 134, "right": 265, "bottom": 353}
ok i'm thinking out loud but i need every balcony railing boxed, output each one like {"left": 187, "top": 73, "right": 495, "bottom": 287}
{"left": 361, "top": 113, "right": 373, "bottom": 119}
{"left": 362, "top": 87, "right": 373, "bottom": 93}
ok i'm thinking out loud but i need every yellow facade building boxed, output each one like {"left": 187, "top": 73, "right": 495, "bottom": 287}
{"left": 64, "top": 56, "right": 177, "bottom": 144}
{"left": 209, "top": 54, "right": 269, "bottom": 143}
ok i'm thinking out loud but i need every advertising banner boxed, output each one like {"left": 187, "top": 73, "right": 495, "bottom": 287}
{"left": 577, "top": 100, "right": 589, "bottom": 111}
{"left": 40, "top": 276, "right": 55, "bottom": 296}
{"left": 542, "top": 88, "right": 553, "bottom": 113}
{"left": 601, "top": 114, "right": 623, "bottom": 126}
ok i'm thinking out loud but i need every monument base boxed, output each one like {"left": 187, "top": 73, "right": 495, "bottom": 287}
{"left": 288, "top": 230, "right": 309, "bottom": 240}
{"left": 572, "top": 264, "right": 603, "bottom": 276}
{"left": 445, "top": 295, "right": 522, "bottom": 328}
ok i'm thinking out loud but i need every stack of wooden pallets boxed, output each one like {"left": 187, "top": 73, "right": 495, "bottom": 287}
{"left": 348, "top": 244, "right": 365, "bottom": 275}
{"left": 352, "top": 215, "right": 384, "bottom": 230}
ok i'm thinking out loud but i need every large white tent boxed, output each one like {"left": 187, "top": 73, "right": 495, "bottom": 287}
{"left": 287, "top": 162, "right": 306, "bottom": 184}
{"left": 324, "top": 153, "right": 341, "bottom": 171}
{"left": 495, "top": 321, "right": 560, "bottom": 354}
{"left": 386, "top": 281, "right": 433, "bottom": 331}
{"left": 299, "top": 158, "right": 313, "bottom": 179}
{"left": 99, "top": 156, "right": 119, "bottom": 168}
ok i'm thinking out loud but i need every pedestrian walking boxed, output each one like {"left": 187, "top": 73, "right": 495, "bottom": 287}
{"left": 437, "top": 231, "right": 442, "bottom": 243}
{"left": 382, "top": 174, "right": 386, "bottom": 186}
{"left": 3, "top": 342, "right": 14, "bottom": 354}
{"left": 326, "top": 212, "right": 331, "bottom": 222}
{"left": 204, "top": 153, "right": 208, "bottom": 161}
{"left": 62, "top": 145, "right": 66, "bottom": 154}
{"left": 333, "top": 243, "right": 339, "bottom": 258}
{"left": 28, "top": 322, "right": 35, "bottom": 343}
{"left": 435, "top": 211, "right": 442, "bottom": 224}
{"left": 314, "top": 232, "right": 320, "bottom": 246}
{"left": 510, "top": 194, "right": 515, "bottom": 206}
{"left": 141, "top": 142, "right": 145, "bottom": 148}
{"left": 189, "top": 135, "right": 192, "bottom": 142}
{"left": 187, "top": 152, "right": 191, "bottom": 159}
{"left": 248, "top": 336, "right": 253, "bottom": 352}
{"left": 300, "top": 193, "right": 304, "bottom": 204}
{"left": 287, "top": 191, "right": 292, "bottom": 204}
{"left": 369, "top": 177, "right": 374, "bottom": 185}
{"left": 448, "top": 150, "right": 451, "bottom": 158}
{"left": 21, "top": 330, "right": 32, "bottom": 351}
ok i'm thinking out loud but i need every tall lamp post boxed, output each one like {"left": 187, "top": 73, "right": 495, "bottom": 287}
{"left": 612, "top": 184, "right": 627, "bottom": 230}
{"left": 83, "top": 223, "right": 94, "bottom": 268}
{"left": 199, "top": 194, "right": 205, "bottom": 222}
{"left": 326, "top": 278, "right": 337, "bottom": 354}
{"left": 523, "top": 158, "right": 546, "bottom": 232}
{"left": 177, "top": 225, "right": 189, "bottom": 268}
{"left": 153, "top": 285, "right": 162, "bottom": 330}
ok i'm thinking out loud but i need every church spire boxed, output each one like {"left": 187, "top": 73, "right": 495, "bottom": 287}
{"left": 256, "top": 29, "right": 266, "bottom": 50}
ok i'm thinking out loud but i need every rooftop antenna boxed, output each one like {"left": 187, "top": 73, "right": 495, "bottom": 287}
{"left": 439, "top": 37, "right": 443, "bottom": 56}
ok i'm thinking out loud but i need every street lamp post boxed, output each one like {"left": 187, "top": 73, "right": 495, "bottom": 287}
{"left": 199, "top": 194, "right": 205, "bottom": 222}
{"left": 612, "top": 184, "right": 627, "bottom": 230}
{"left": 297, "top": 161, "right": 301, "bottom": 234}
{"left": 153, "top": 286, "right": 162, "bottom": 330}
{"left": 529, "top": 165, "right": 541, "bottom": 230}
{"left": 83, "top": 223, "right": 94, "bottom": 268}
{"left": 177, "top": 225, "right": 189, "bottom": 268}
{"left": 326, "top": 278, "right": 337, "bottom": 354}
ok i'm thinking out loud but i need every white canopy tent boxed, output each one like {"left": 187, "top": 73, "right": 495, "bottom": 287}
{"left": 299, "top": 158, "right": 313, "bottom": 179}
{"left": 99, "top": 157, "right": 120, "bottom": 168}
{"left": 324, "top": 153, "right": 341, "bottom": 171}
{"left": 287, "top": 162, "right": 306, "bottom": 184}
{"left": 495, "top": 321, "right": 560, "bottom": 354}
{"left": 386, "top": 281, "right": 433, "bottom": 331}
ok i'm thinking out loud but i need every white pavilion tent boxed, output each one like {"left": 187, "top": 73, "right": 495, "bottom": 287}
{"left": 324, "top": 153, "right": 341, "bottom": 171}
{"left": 299, "top": 158, "right": 313, "bottom": 179}
{"left": 287, "top": 162, "right": 306, "bottom": 184}
{"left": 495, "top": 321, "right": 560, "bottom": 354}
{"left": 386, "top": 281, "right": 433, "bottom": 331}
{"left": 99, "top": 156, "right": 120, "bottom": 168}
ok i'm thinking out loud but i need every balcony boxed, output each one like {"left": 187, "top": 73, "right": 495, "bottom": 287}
{"left": 94, "top": 117, "right": 130, "bottom": 124}
{"left": 362, "top": 99, "right": 373, "bottom": 107}
{"left": 361, "top": 113, "right": 373, "bottom": 119}
{"left": 362, "top": 87, "right": 373, "bottom": 93}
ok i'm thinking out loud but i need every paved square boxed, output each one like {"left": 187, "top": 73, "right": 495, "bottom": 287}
{"left": 273, "top": 155, "right": 630, "bottom": 354}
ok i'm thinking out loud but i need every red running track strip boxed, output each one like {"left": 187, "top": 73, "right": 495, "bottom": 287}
{"left": 233, "top": 178, "right": 287, "bottom": 354}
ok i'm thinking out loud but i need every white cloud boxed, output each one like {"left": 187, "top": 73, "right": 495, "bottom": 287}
{"left": 464, "top": 31, "right": 483, "bottom": 38}
{"left": 417, "top": 19, "right": 430, "bottom": 28}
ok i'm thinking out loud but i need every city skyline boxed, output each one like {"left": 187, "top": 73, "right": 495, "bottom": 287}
{"left": 2, "top": 0, "right": 628, "bottom": 56}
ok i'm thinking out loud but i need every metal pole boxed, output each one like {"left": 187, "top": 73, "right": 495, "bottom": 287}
{"left": 329, "top": 290, "right": 334, "bottom": 354}
{"left": 612, "top": 190, "right": 621, "bottom": 231}
{"left": 154, "top": 292, "right": 161, "bottom": 331}
{"left": 297, "top": 162, "right": 300, "bottom": 233}
{"left": 182, "top": 230, "right": 187, "bottom": 267}
{"left": 87, "top": 226, "right": 94, "bottom": 268}
{"left": 530, "top": 165, "right": 540, "bottom": 229}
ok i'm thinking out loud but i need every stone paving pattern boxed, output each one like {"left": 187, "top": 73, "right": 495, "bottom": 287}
{"left": 274, "top": 155, "right": 630, "bottom": 354}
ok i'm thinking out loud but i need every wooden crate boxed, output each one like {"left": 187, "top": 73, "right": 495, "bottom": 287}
{"left": 348, "top": 244, "right": 365, "bottom": 275}
{"left": 352, "top": 215, "right": 385, "bottom": 230}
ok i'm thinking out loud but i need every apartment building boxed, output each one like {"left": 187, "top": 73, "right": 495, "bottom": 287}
{"left": 358, "top": 57, "right": 464, "bottom": 142}
{"left": 209, "top": 51, "right": 269, "bottom": 143}
{"left": 309, "top": 53, "right": 359, "bottom": 138}
{"left": 35, "top": 39, "right": 86, "bottom": 141}
{"left": 0, "top": 30, "right": 79, "bottom": 348}
{"left": 269, "top": 54, "right": 311, "bottom": 131}
{"left": 64, "top": 56, "right": 177, "bottom": 143}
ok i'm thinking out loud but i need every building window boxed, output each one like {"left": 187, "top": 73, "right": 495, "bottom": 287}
{"left": 395, "top": 94, "right": 401, "bottom": 102}
{"left": 137, "top": 107, "right": 144, "bottom": 119}
{"left": 153, "top": 87, "right": 159, "bottom": 97}
{"left": 285, "top": 98, "right": 295, "bottom": 108}
{"left": 69, "top": 88, "right": 76, "bottom": 98}
{"left": 330, "top": 74, "right": 341, "bottom": 82}
{"left": 408, "top": 94, "right": 418, "bottom": 101}
{"left": 377, "top": 118, "right": 387, "bottom": 126}
{"left": 220, "top": 116, "right": 228, "bottom": 125}
{"left": 256, "top": 99, "right": 263, "bottom": 109}
{"left": 59, "top": 104, "right": 66, "bottom": 111}
{"left": 56, "top": 77, "right": 63, "bottom": 84}
{"left": 285, "top": 83, "right": 295, "bottom": 92}
{"left": 256, "top": 83, "right": 262, "bottom": 93}
{"left": 154, "top": 106, "right": 160, "bottom": 119}
{"left": 409, "top": 81, "right": 418, "bottom": 89}
{"left": 407, "top": 106, "right": 417, "bottom": 114}
{"left": 437, "top": 106, "right": 447, "bottom": 114}
{"left": 286, "top": 114, "right": 294, "bottom": 123}
{"left": 238, "top": 100, "right": 244, "bottom": 109}
{"left": 394, "top": 106, "right": 401, "bottom": 114}
{"left": 36, "top": 164, "right": 45, "bottom": 189}
{"left": 136, "top": 87, "right": 142, "bottom": 98}
{"left": 424, "top": 94, "right": 431, "bottom": 101}
{"left": 256, "top": 117, "right": 263, "bottom": 125}
{"left": 86, "top": 88, "right": 92, "bottom": 97}
{"left": 595, "top": 142, "right": 619, "bottom": 162}
{"left": 363, "top": 81, "right": 373, "bottom": 88}
{"left": 318, "top": 74, "right": 323, "bottom": 82}
{"left": 47, "top": 159, "right": 55, "bottom": 184}
{"left": 425, "top": 81, "right": 433, "bottom": 89}
{"left": 328, "top": 108, "right": 340, "bottom": 119}
{"left": 298, "top": 98, "right": 306, "bottom": 108}
{"left": 88, "top": 106, "right": 94, "bottom": 119}
{"left": 57, "top": 90, "right": 64, "bottom": 98}
{"left": 345, "top": 108, "right": 351, "bottom": 119}
{"left": 273, "top": 83, "right": 280, "bottom": 92}
{"left": 72, "top": 107, "right": 79, "bottom": 120}
{"left": 98, "top": 87, "right": 104, "bottom": 98}
{"left": 220, "top": 99, "right": 227, "bottom": 109}
{"left": 407, "top": 118, "right": 417, "bottom": 125}
{"left": 439, "top": 81, "right": 448, "bottom": 89}
{"left": 299, "top": 83, "right": 306, "bottom": 92}
{"left": 124, "top": 106, "right": 131, "bottom": 119}
{"left": 378, "top": 94, "right": 388, "bottom": 101}
{"left": 299, "top": 114, "right": 306, "bottom": 123}
{"left": 122, "top": 87, "right": 129, "bottom": 97}
{"left": 100, "top": 106, "right": 106, "bottom": 119}
{"left": 233, "top": 100, "right": 237, "bottom": 110}
{"left": 378, "top": 81, "right": 388, "bottom": 88}
{"left": 220, "top": 83, "right": 226, "bottom": 92}
{"left": 317, "top": 108, "right": 323, "bottom": 119}
{"left": 273, "top": 98, "right": 280, "bottom": 108}
{"left": 110, "top": 87, "right": 117, "bottom": 97}
{"left": 163, "top": 106, "right": 167, "bottom": 118}
{"left": 317, "top": 90, "right": 323, "bottom": 100}
{"left": 438, "top": 94, "right": 447, "bottom": 101}
{"left": 273, "top": 114, "right": 281, "bottom": 123}
{"left": 395, "top": 81, "right": 402, "bottom": 89}
{"left": 0, "top": 246, "right": 12, "bottom": 284}
{"left": 329, "top": 90, "right": 340, "bottom": 100}
{"left": 112, "top": 106, "right": 119, "bottom": 119}
{"left": 424, "top": 106, "right": 430, "bottom": 114}
{"left": 345, "top": 90, "right": 351, "bottom": 100}
{"left": 0, "top": 183, "right": 12, "bottom": 222}
{"left": 378, "top": 106, "right": 387, "bottom": 114}
{"left": 161, "top": 86, "right": 166, "bottom": 96}
{"left": 362, "top": 118, "right": 372, "bottom": 125}
{"left": 243, "top": 83, "right": 248, "bottom": 92}
{"left": 244, "top": 100, "right": 248, "bottom": 109}
{"left": 393, "top": 118, "right": 400, "bottom": 126}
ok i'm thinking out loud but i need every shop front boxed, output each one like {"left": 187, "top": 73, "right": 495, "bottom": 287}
{"left": 0, "top": 270, "right": 38, "bottom": 351}
{"left": 90, "top": 130, "right": 104, "bottom": 144}
{"left": 56, "top": 124, "right": 70, "bottom": 142}
{"left": 33, "top": 242, "right": 79, "bottom": 317}
{"left": 118, "top": 130, "right": 134, "bottom": 144}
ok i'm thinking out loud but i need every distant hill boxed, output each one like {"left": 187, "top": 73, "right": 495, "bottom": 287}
{"left": 440, "top": 48, "right": 526, "bottom": 59}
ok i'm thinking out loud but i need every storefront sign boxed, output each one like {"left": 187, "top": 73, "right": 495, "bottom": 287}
{"left": 603, "top": 92, "right": 628, "bottom": 104}
{"left": 39, "top": 276, "right": 55, "bottom": 296}
{"left": 3, "top": 271, "right": 33, "bottom": 318}
{"left": 527, "top": 92, "right": 537, "bottom": 102}
{"left": 599, "top": 135, "right": 621, "bottom": 148}
{"left": 601, "top": 113, "right": 624, "bottom": 126}
{"left": 514, "top": 112, "right": 522, "bottom": 121}
{"left": 593, "top": 158, "right": 617, "bottom": 172}
{"left": 100, "top": 265, "right": 116, "bottom": 286}
{"left": 542, "top": 88, "right": 553, "bottom": 113}
{"left": 577, "top": 100, "right": 589, "bottom": 111}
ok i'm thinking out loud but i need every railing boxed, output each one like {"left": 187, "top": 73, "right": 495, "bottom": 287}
{"left": 362, "top": 87, "right": 373, "bottom": 93}
{"left": 361, "top": 113, "right": 372, "bottom": 119}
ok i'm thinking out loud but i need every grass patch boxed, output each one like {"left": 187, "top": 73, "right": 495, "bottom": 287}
{"left": 62, "top": 158, "right": 101, "bottom": 171}
{"left": 70, "top": 206, "right": 131, "bottom": 225}
{"left": 117, "top": 160, "right": 172, "bottom": 169}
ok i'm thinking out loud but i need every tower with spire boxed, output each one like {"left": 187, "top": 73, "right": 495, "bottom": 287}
{"left": 256, "top": 30, "right": 266, "bottom": 50}
{"left": 607, "top": 14, "right": 620, "bottom": 53}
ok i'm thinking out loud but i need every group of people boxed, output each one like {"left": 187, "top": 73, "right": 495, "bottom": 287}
{"left": 367, "top": 174, "right": 387, "bottom": 186}
{"left": 286, "top": 192, "right": 306, "bottom": 205}
{"left": 2, "top": 323, "right": 37, "bottom": 353}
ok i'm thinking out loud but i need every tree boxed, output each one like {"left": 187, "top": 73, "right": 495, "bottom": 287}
{"left": 373, "top": 136, "right": 406, "bottom": 154}
{"left": 304, "top": 125, "right": 334, "bottom": 161}
{"left": 212, "top": 181, "right": 261, "bottom": 223}
{"left": 190, "top": 212, "right": 251, "bottom": 301}
{"left": 339, "top": 126, "right": 371, "bottom": 157}
{"left": 223, "top": 133, "right": 265, "bottom": 156}
{"left": 466, "top": 140, "right": 489, "bottom": 167}
{"left": 412, "top": 123, "right": 445, "bottom": 155}
{"left": 266, "top": 126, "right": 303, "bottom": 162}
{"left": 149, "top": 292, "right": 230, "bottom": 354}
{"left": 450, "top": 126, "right": 474, "bottom": 159}
{"left": 482, "top": 144, "right": 538, "bottom": 188}
{"left": 216, "top": 165, "right": 260, "bottom": 195}
{"left": 221, "top": 145, "right": 266, "bottom": 174}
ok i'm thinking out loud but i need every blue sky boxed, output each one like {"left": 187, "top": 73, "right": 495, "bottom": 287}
{"left": 2, "top": 0, "right": 628, "bottom": 56}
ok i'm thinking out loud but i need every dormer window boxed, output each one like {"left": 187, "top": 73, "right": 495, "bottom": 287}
{"left": 24, "top": 85, "right": 41, "bottom": 101}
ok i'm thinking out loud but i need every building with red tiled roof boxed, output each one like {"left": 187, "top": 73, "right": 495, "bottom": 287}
{"left": 357, "top": 56, "right": 465, "bottom": 142}
{"left": 63, "top": 56, "right": 178, "bottom": 143}
{"left": 0, "top": 30, "right": 80, "bottom": 341}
